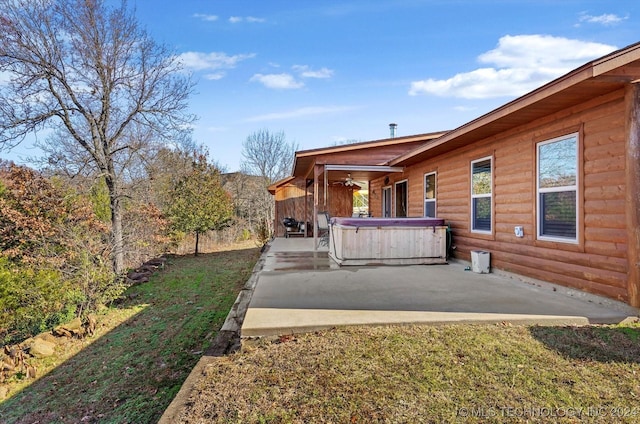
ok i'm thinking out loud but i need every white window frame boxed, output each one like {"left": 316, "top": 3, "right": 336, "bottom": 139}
{"left": 382, "top": 186, "right": 392, "bottom": 218}
{"left": 394, "top": 179, "right": 408, "bottom": 217}
{"left": 424, "top": 172, "right": 437, "bottom": 218}
{"left": 536, "top": 133, "right": 579, "bottom": 244}
{"left": 470, "top": 156, "right": 492, "bottom": 234}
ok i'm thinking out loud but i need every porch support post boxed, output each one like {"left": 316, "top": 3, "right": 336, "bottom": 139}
{"left": 304, "top": 180, "right": 308, "bottom": 238}
{"left": 625, "top": 83, "right": 640, "bottom": 307}
{"left": 313, "top": 164, "right": 322, "bottom": 250}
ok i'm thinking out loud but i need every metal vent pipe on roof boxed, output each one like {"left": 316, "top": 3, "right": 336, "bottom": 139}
{"left": 389, "top": 123, "right": 397, "bottom": 138}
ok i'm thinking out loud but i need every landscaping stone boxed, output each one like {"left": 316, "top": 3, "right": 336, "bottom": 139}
{"left": 65, "top": 317, "right": 83, "bottom": 331}
{"left": 35, "top": 332, "right": 59, "bottom": 345}
{"left": 52, "top": 326, "right": 72, "bottom": 338}
{"left": 28, "top": 339, "right": 56, "bottom": 358}
{"left": 53, "top": 317, "right": 84, "bottom": 338}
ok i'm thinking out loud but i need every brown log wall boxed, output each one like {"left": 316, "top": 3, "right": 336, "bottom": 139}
{"left": 274, "top": 178, "right": 311, "bottom": 237}
{"left": 372, "top": 89, "right": 632, "bottom": 302}
{"left": 274, "top": 177, "right": 354, "bottom": 236}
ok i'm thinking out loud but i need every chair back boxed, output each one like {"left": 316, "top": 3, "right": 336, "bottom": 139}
{"left": 317, "top": 212, "right": 329, "bottom": 230}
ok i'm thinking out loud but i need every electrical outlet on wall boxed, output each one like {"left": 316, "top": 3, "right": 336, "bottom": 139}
{"left": 514, "top": 226, "right": 524, "bottom": 238}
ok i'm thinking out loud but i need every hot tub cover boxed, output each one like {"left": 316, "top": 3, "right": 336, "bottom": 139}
{"left": 330, "top": 217, "right": 445, "bottom": 227}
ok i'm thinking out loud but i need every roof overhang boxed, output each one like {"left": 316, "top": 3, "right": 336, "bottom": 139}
{"left": 292, "top": 131, "right": 447, "bottom": 178}
{"left": 267, "top": 176, "right": 296, "bottom": 194}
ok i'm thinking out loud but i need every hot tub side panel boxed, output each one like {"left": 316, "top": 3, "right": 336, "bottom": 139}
{"left": 329, "top": 224, "right": 447, "bottom": 266}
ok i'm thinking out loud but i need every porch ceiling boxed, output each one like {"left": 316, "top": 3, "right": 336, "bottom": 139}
{"left": 323, "top": 164, "right": 404, "bottom": 184}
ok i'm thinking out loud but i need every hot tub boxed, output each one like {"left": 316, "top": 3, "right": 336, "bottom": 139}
{"left": 328, "top": 217, "right": 447, "bottom": 266}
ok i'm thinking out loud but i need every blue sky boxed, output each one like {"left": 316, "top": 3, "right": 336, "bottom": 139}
{"left": 3, "top": 0, "right": 639, "bottom": 172}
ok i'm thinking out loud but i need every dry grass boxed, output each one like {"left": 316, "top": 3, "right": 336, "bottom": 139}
{"left": 179, "top": 323, "right": 640, "bottom": 423}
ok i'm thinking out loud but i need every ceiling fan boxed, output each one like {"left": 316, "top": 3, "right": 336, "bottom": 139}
{"left": 344, "top": 173, "right": 355, "bottom": 186}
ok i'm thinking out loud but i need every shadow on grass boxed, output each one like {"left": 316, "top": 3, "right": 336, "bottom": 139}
{"left": 0, "top": 247, "right": 260, "bottom": 424}
{"left": 530, "top": 324, "right": 640, "bottom": 364}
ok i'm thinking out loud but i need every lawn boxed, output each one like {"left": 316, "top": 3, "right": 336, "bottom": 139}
{"left": 2, "top": 242, "right": 639, "bottom": 424}
{"left": 0, "top": 242, "right": 260, "bottom": 424}
{"left": 178, "top": 322, "right": 640, "bottom": 423}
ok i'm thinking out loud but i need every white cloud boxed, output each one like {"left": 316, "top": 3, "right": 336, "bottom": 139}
{"left": 409, "top": 35, "right": 617, "bottom": 99}
{"left": 229, "top": 16, "right": 266, "bottom": 23}
{"left": 250, "top": 73, "right": 304, "bottom": 89}
{"left": 178, "top": 51, "right": 255, "bottom": 76}
{"left": 578, "top": 12, "right": 628, "bottom": 26}
{"left": 193, "top": 13, "right": 218, "bottom": 22}
{"left": 246, "top": 105, "right": 357, "bottom": 122}
{"left": 204, "top": 73, "right": 225, "bottom": 81}
{"left": 453, "top": 105, "right": 477, "bottom": 112}
{"left": 292, "top": 65, "right": 334, "bottom": 79}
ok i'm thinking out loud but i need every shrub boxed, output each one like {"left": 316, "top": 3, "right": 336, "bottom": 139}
{"left": 0, "top": 164, "right": 123, "bottom": 343}
{"left": 0, "top": 259, "right": 82, "bottom": 345}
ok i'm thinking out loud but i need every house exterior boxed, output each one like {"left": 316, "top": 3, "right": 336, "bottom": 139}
{"left": 268, "top": 132, "right": 445, "bottom": 237}
{"left": 270, "top": 42, "right": 640, "bottom": 307}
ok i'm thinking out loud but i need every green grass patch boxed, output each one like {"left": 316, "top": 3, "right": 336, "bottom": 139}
{"left": 179, "top": 323, "right": 640, "bottom": 423}
{"left": 0, "top": 243, "right": 260, "bottom": 424}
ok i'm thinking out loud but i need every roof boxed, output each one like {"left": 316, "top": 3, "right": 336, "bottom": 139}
{"left": 291, "top": 131, "right": 447, "bottom": 179}
{"left": 268, "top": 176, "right": 296, "bottom": 194}
{"left": 390, "top": 41, "right": 640, "bottom": 167}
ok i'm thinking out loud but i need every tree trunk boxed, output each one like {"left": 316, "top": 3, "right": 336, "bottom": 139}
{"left": 195, "top": 231, "right": 200, "bottom": 256}
{"left": 105, "top": 174, "right": 125, "bottom": 275}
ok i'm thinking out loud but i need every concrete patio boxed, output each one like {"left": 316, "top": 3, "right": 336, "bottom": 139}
{"left": 241, "top": 238, "right": 638, "bottom": 337}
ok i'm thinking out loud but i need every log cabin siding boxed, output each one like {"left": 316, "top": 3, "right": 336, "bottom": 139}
{"left": 371, "top": 89, "right": 630, "bottom": 302}
{"left": 273, "top": 178, "right": 311, "bottom": 237}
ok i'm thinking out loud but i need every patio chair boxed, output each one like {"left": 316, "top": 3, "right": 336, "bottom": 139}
{"left": 316, "top": 211, "right": 330, "bottom": 247}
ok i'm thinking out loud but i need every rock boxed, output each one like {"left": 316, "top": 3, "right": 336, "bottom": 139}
{"left": 65, "top": 317, "right": 83, "bottom": 331}
{"left": 127, "top": 272, "right": 148, "bottom": 281}
{"left": 35, "top": 332, "right": 58, "bottom": 345}
{"left": 127, "top": 274, "right": 149, "bottom": 284}
{"left": 72, "top": 327, "right": 86, "bottom": 338}
{"left": 53, "top": 326, "right": 72, "bottom": 338}
{"left": 28, "top": 338, "right": 56, "bottom": 358}
{"left": 53, "top": 317, "right": 84, "bottom": 338}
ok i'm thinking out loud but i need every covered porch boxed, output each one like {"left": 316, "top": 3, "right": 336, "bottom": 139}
{"left": 269, "top": 131, "right": 446, "bottom": 244}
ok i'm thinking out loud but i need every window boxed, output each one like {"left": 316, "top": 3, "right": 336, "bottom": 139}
{"left": 471, "top": 157, "right": 492, "bottom": 233}
{"left": 382, "top": 186, "right": 392, "bottom": 217}
{"left": 395, "top": 180, "right": 408, "bottom": 217}
{"left": 537, "top": 134, "right": 578, "bottom": 242}
{"left": 424, "top": 172, "right": 436, "bottom": 217}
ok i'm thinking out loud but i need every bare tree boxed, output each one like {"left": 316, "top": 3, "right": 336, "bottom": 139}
{"left": 241, "top": 129, "right": 298, "bottom": 236}
{"left": 0, "top": 0, "right": 195, "bottom": 274}
{"left": 241, "top": 129, "right": 298, "bottom": 184}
